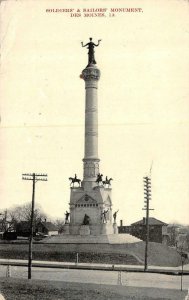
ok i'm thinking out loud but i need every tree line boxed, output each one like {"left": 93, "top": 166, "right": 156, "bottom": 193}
{"left": 0, "top": 202, "right": 65, "bottom": 233}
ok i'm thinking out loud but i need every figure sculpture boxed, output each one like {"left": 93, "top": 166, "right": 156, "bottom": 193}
{"left": 83, "top": 214, "right": 90, "bottom": 225}
{"left": 101, "top": 209, "right": 108, "bottom": 223}
{"left": 102, "top": 176, "right": 113, "bottom": 188}
{"left": 96, "top": 173, "right": 103, "bottom": 185}
{"left": 113, "top": 210, "right": 119, "bottom": 223}
{"left": 65, "top": 211, "right": 70, "bottom": 224}
{"left": 69, "top": 174, "right": 81, "bottom": 187}
{"left": 81, "top": 38, "right": 101, "bottom": 66}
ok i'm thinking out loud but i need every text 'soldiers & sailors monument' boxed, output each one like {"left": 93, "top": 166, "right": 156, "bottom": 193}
{"left": 64, "top": 38, "right": 118, "bottom": 237}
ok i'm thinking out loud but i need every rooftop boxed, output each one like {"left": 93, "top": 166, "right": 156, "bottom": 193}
{"left": 39, "top": 221, "right": 58, "bottom": 231}
{"left": 131, "top": 217, "right": 168, "bottom": 226}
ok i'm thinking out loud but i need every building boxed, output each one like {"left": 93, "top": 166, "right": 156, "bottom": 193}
{"left": 129, "top": 217, "right": 168, "bottom": 243}
{"left": 118, "top": 220, "right": 131, "bottom": 234}
{"left": 0, "top": 212, "right": 12, "bottom": 233}
{"left": 14, "top": 220, "right": 58, "bottom": 238}
{"left": 36, "top": 221, "right": 58, "bottom": 236}
{"left": 167, "top": 225, "right": 189, "bottom": 249}
{"left": 0, "top": 213, "right": 17, "bottom": 240}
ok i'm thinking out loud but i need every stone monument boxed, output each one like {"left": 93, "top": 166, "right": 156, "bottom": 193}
{"left": 64, "top": 38, "right": 117, "bottom": 237}
{"left": 44, "top": 39, "right": 142, "bottom": 245}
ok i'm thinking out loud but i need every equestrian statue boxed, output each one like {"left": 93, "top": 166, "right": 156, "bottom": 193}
{"left": 96, "top": 173, "right": 103, "bottom": 185}
{"left": 69, "top": 174, "right": 81, "bottom": 187}
{"left": 102, "top": 176, "right": 113, "bottom": 188}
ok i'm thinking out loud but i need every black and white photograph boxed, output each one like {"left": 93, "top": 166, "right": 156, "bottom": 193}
{"left": 0, "top": 0, "right": 189, "bottom": 299}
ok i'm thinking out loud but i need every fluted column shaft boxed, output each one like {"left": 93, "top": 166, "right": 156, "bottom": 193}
{"left": 82, "top": 66, "right": 100, "bottom": 184}
{"left": 85, "top": 80, "right": 98, "bottom": 158}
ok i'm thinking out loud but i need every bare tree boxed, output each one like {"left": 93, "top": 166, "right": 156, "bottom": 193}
{"left": 168, "top": 224, "right": 178, "bottom": 247}
{"left": 7, "top": 202, "right": 47, "bottom": 227}
{"left": 54, "top": 218, "right": 65, "bottom": 233}
{"left": 185, "top": 233, "right": 189, "bottom": 250}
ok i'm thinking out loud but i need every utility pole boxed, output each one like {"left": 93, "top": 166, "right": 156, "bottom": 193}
{"left": 143, "top": 176, "right": 154, "bottom": 271}
{"left": 22, "top": 173, "right": 48, "bottom": 279}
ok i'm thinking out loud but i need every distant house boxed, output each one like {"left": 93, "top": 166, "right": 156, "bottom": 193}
{"left": 0, "top": 220, "right": 6, "bottom": 234}
{"left": 167, "top": 224, "right": 189, "bottom": 248}
{"left": 118, "top": 225, "right": 131, "bottom": 234}
{"left": 16, "top": 220, "right": 58, "bottom": 237}
{"left": 36, "top": 221, "right": 58, "bottom": 236}
{"left": 0, "top": 218, "right": 12, "bottom": 233}
{"left": 0, "top": 217, "right": 17, "bottom": 240}
{"left": 177, "top": 233, "right": 189, "bottom": 251}
{"left": 0, "top": 219, "right": 5, "bottom": 239}
{"left": 130, "top": 217, "right": 168, "bottom": 244}
{"left": 118, "top": 220, "right": 131, "bottom": 234}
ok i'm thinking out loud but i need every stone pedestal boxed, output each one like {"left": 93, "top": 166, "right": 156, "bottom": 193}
{"left": 69, "top": 185, "right": 113, "bottom": 236}
{"left": 79, "top": 225, "right": 90, "bottom": 236}
{"left": 113, "top": 223, "right": 118, "bottom": 234}
{"left": 63, "top": 224, "right": 70, "bottom": 235}
{"left": 101, "top": 223, "right": 114, "bottom": 235}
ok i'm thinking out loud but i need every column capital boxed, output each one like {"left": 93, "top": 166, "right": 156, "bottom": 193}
{"left": 82, "top": 66, "right": 100, "bottom": 81}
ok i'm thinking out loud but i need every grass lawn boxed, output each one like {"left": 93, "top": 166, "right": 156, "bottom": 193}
{"left": 0, "top": 278, "right": 188, "bottom": 300}
{"left": 0, "top": 241, "right": 185, "bottom": 267}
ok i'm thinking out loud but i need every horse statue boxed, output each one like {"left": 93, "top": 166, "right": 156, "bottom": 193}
{"left": 102, "top": 176, "right": 113, "bottom": 188}
{"left": 69, "top": 174, "right": 81, "bottom": 187}
{"left": 96, "top": 173, "right": 103, "bottom": 185}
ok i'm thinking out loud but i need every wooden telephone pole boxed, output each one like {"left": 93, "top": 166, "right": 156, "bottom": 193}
{"left": 143, "top": 176, "right": 154, "bottom": 271}
{"left": 22, "top": 173, "right": 47, "bottom": 279}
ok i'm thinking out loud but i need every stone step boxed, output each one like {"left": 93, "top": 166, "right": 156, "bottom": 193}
{"left": 43, "top": 234, "right": 141, "bottom": 244}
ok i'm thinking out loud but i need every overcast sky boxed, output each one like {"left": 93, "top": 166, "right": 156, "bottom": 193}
{"left": 1, "top": 0, "right": 189, "bottom": 225}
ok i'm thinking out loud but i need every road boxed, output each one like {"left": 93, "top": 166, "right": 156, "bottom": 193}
{"left": 1, "top": 265, "right": 189, "bottom": 290}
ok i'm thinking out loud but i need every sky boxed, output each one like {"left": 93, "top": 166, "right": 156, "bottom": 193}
{"left": 0, "top": 0, "right": 189, "bottom": 225}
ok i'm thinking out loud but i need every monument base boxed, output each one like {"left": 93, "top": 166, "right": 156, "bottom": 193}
{"left": 42, "top": 233, "right": 142, "bottom": 244}
{"left": 113, "top": 222, "right": 118, "bottom": 234}
{"left": 63, "top": 224, "right": 70, "bottom": 235}
{"left": 101, "top": 223, "right": 114, "bottom": 235}
{"left": 79, "top": 225, "right": 90, "bottom": 236}
{"left": 69, "top": 223, "right": 114, "bottom": 236}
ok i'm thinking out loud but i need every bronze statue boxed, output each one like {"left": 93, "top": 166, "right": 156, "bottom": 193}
{"left": 81, "top": 38, "right": 101, "bottom": 66}
{"left": 69, "top": 174, "right": 81, "bottom": 187}
{"left": 96, "top": 173, "right": 103, "bottom": 185}
{"left": 113, "top": 210, "right": 119, "bottom": 223}
{"left": 101, "top": 209, "right": 108, "bottom": 223}
{"left": 102, "top": 176, "right": 113, "bottom": 188}
{"left": 83, "top": 214, "right": 90, "bottom": 225}
{"left": 65, "top": 211, "right": 70, "bottom": 224}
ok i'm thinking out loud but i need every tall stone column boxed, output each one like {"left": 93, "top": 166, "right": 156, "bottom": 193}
{"left": 82, "top": 65, "right": 101, "bottom": 189}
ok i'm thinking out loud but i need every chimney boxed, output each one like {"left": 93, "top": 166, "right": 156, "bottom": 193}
{"left": 120, "top": 220, "right": 123, "bottom": 227}
{"left": 143, "top": 217, "right": 146, "bottom": 225}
